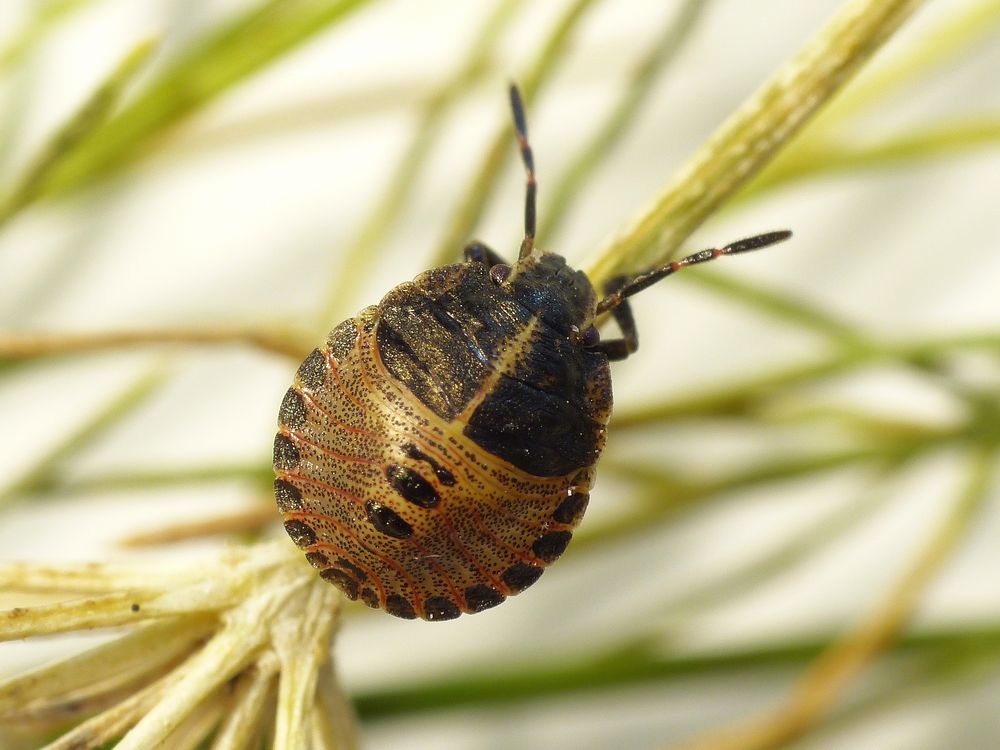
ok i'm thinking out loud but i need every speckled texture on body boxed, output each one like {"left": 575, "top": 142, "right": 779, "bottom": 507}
{"left": 274, "top": 253, "right": 612, "bottom": 621}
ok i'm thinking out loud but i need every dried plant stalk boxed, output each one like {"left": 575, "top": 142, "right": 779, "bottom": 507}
{"left": 582, "top": 0, "right": 925, "bottom": 288}
{"left": 665, "top": 449, "right": 996, "bottom": 750}
{"left": 0, "top": 544, "right": 355, "bottom": 749}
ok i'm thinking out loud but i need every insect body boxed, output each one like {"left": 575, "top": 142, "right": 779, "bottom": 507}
{"left": 275, "top": 86, "right": 791, "bottom": 620}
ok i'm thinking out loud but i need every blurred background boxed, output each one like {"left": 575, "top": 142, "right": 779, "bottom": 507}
{"left": 1, "top": 1, "right": 999, "bottom": 748}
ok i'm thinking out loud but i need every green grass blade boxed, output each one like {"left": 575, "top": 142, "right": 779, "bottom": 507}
{"left": 318, "top": 0, "right": 524, "bottom": 328}
{"left": 679, "top": 268, "right": 874, "bottom": 351}
{"left": 9, "top": 0, "right": 373, "bottom": 209}
{"left": 429, "top": 0, "right": 601, "bottom": 267}
{"left": 582, "top": 0, "right": 925, "bottom": 289}
{"left": 0, "top": 37, "right": 158, "bottom": 226}
{"left": 0, "top": 367, "right": 168, "bottom": 506}
{"left": 742, "top": 117, "right": 1000, "bottom": 197}
{"left": 353, "top": 624, "right": 1000, "bottom": 720}
{"left": 613, "top": 332, "right": 1000, "bottom": 428}
{"left": 539, "top": 0, "right": 709, "bottom": 244}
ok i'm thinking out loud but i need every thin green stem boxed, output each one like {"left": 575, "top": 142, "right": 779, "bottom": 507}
{"left": 429, "top": 0, "right": 601, "bottom": 267}
{"left": 578, "top": 441, "right": 939, "bottom": 550}
{"left": 774, "top": 0, "right": 1000, "bottom": 134}
{"left": 0, "top": 368, "right": 167, "bottom": 506}
{"left": 667, "top": 447, "right": 996, "bottom": 750}
{"left": 7, "top": 0, "right": 373, "bottom": 207}
{"left": 678, "top": 268, "right": 874, "bottom": 351}
{"left": 653, "top": 468, "right": 901, "bottom": 621}
{"left": 318, "top": 0, "right": 524, "bottom": 329}
{"left": 352, "top": 623, "right": 1000, "bottom": 720}
{"left": 613, "top": 331, "right": 1000, "bottom": 427}
{"left": 539, "top": 0, "right": 708, "bottom": 244}
{"left": 582, "top": 0, "right": 925, "bottom": 290}
{"left": 742, "top": 116, "right": 1000, "bottom": 198}
{"left": 734, "top": 0, "right": 1000, "bottom": 201}
{"left": 0, "top": 326, "right": 312, "bottom": 364}
{"left": 27, "top": 463, "right": 273, "bottom": 500}
{"left": 0, "top": 36, "right": 158, "bottom": 227}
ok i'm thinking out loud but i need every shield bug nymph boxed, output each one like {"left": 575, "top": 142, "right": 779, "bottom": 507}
{"left": 274, "top": 85, "right": 791, "bottom": 621}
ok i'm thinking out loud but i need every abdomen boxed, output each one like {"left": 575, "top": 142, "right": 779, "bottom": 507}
{"left": 274, "top": 272, "right": 612, "bottom": 620}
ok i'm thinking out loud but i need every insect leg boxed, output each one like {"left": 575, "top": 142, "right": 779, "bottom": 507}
{"left": 589, "top": 276, "right": 638, "bottom": 361}
{"left": 463, "top": 241, "right": 507, "bottom": 266}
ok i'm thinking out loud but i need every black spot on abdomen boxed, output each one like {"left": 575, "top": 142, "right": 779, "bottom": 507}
{"left": 305, "top": 551, "right": 329, "bottom": 568}
{"left": 502, "top": 563, "right": 544, "bottom": 593}
{"left": 296, "top": 349, "right": 328, "bottom": 391}
{"left": 403, "top": 443, "right": 457, "bottom": 486}
{"left": 365, "top": 500, "right": 414, "bottom": 539}
{"left": 423, "top": 596, "right": 460, "bottom": 621}
{"left": 274, "top": 479, "right": 303, "bottom": 512}
{"left": 385, "top": 594, "right": 417, "bottom": 620}
{"left": 278, "top": 388, "right": 307, "bottom": 429}
{"left": 532, "top": 531, "right": 572, "bottom": 563}
{"left": 553, "top": 492, "right": 589, "bottom": 525}
{"left": 464, "top": 584, "right": 505, "bottom": 613}
{"left": 385, "top": 465, "right": 440, "bottom": 508}
{"left": 327, "top": 319, "right": 359, "bottom": 361}
{"left": 320, "top": 567, "right": 359, "bottom": 600}
{"left": 283, "top": 519, "right": 316, "bottom": 548}
{"left": 359, "top": 587, "right": 379, "bottom": 608}
{"left": 273, "top": 434, "right": 301, "bottom": 470}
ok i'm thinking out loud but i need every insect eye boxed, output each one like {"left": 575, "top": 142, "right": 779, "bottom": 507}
{"left": 489, "top": 264, "right": 511, "bottom": 285}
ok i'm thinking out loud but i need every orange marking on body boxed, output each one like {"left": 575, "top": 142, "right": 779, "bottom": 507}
{"left": 322, "top": 348, "right": 368, "bottom": 412}
{"left": 282, "top": 428, "right": 376, "bottom": 465}
{"left": 437, "top": 504, "right": 505, "bottom": 595}
{"left": 463, "top": 505, "right": 538, "bottom": 569}
{"left": 347, "top": 305, "right": 580, "bottom": 597}
{"left": 298, "top": 388, "right": 373, "bottom": 437}
{"left": 407, "top": 535, "right": 464, "bottom": 612}
{"left": 329, "top": 352, "right": 499, "bottom": 599}
{"left": 281, "top": 471, "right": 362, "bottom": 506}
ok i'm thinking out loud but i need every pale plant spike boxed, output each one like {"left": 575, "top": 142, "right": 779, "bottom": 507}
{"left": 0, "top": 541, "right": 289, "bottom": 595}
{"left": 0, "top": 590, "right": 160, "bottom": 642}
{"left": 164, "top": 694, "right": 228, "bottom": 750}
{"left": 312, "top": 661, "right": 360, "bottom": 750}
{"left": 114, "top": 570, "right": 314, "bottom": 750}
{"left": 209, "top": 653, "right": 280, "bottom": 750}
{"left": 0, "top": 616, "right": 212, "bottom": 718}
{"left": 272, "top": 581, "right": 345, "bottom": 750}
{"left": 39, "top": 666, "right": 178, "bottom": 750}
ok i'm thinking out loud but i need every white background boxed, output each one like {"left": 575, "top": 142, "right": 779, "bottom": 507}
{"left": 1, "top": 1, "right": 999, "bottom": 749}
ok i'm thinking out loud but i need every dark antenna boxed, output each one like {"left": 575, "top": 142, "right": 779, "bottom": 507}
{"left": 509, "top": 84, "right": 536, "bottom": 259}
{"left": 595, "top": 230, "right": 793, "bottom": 315}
